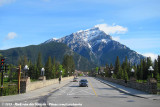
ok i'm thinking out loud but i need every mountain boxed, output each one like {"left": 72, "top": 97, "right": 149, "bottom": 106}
{"left": 44, "top": 26, "right": 144, "bottom": 65}
{"left": 0, "top": 42, "right": 96, "bottom": 71}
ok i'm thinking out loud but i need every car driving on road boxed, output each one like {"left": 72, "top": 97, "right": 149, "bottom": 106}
{"left": 73, "top": 78, "right": 78, "bottom": 82}
{"left": 79, "top": 79, "right": 88, "bottom": 87}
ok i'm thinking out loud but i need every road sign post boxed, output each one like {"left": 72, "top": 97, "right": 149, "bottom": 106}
{"left": 18, "top": 65, "right": 21, "bottom": 94}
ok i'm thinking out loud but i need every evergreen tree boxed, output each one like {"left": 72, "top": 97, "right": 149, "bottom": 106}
{"left": 28, "top": 61, "right": 32, "bottom": 78}
{"left": 124, "top": 70, "right": 129, "bottom": 80}
{"left": 115, "top": 56, "right": 120, "bottom": 75}
{"left": 62, "top": 55, "right": 69, "bottom": 77}
{"left": 122, "top": 56, "right": 128, "bottom": 70}
{"left": 117, "top": 68, "right": 123, "bottom": 79}
{"left": 62, "top": 55, "right": 75, "bottom": 77}
{"left": 156, "top": 73, "right": 160, "bottom": 82}
{"left": 146, "top": 57, "right": 153, "bottom": 79}
{"left": 51, "top": 57, "right": 56, "bottom": 79}
{"left": 55, "top": 61, "right": 60, "bottom": 78}
{"left": 142, "top": 59, "right": 147, "bottom": 80}
{"left": 36, "top": 52, "right": 43, "bottom": 79}
{"left": 45, "top": 56, "right": 52, "bottom": 79}
{"left": 140, "top": 59, "right": 144, "bottom": 80}
{"left": 136, "top": 65, "right": 141, "bottom": 80}
{"left": 154, "top": 59, "right": 158, "bottom": 79}
{"left": 110, "top": 63, "right": 113, "bottom": 70}
{"left": 70, "top": 56, "right": 75, "bottom": 76}
{"left": 158, "top": 56, "right": 160, "bottom": 74}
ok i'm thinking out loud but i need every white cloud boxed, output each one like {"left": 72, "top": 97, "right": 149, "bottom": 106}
{"left": 143, "top": 53, "right": 158, "bottom": 61}
{"left": 95, "top": 24, "right": 128, "bottom": 34}
{"left": 112, "top": 36, "right": 120, "bottom": 42}
{"left": 0, "top": 0, "right": 16, "bottom": 6}
{"left": 6, "top": 32, "right": 17, "bottom": 40}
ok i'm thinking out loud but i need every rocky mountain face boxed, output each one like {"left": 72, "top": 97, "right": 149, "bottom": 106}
{"left": 44, "top": 26, "right": 144, "bottom": 66}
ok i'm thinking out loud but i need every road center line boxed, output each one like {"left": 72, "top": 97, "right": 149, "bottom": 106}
{"left": 88, "top": 80, "right": 98, "bottom": 97}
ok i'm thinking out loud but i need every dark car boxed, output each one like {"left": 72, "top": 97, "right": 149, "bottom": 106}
{"left": 79, "top": 79, "right": 88, "bottom": 87}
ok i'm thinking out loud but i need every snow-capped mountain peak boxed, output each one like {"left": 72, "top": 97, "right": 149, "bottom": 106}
{"left": 43, "top": 25, "right": 144, "bottom": 65}
{"left": 44, "top": 26, "right": 112, "bottom": 44}
{"left": 73, "top": 26, "right": 112, "bottom": 42}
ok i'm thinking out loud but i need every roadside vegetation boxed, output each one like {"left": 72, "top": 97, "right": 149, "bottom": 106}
{"left": 0, "top": 53, "right": 75, "bottom": 96}
{"left": 91, "top": 55, "right": 160, "bottom": 94}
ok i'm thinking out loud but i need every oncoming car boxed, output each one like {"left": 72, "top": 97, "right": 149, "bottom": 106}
{"left": 73, "top": 78, "right": 78, "bottom": 82}
{"left": 79, "top": 79, "right": 88, "bottom": 87}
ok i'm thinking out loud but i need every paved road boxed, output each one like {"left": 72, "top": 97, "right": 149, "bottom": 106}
{"left": 1, "top": 77, "right": 160, "bottom": 107}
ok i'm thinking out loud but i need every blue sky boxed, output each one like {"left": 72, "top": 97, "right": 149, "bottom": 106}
{"left": 0, "top": 0, "right": 160, "bottom": 60}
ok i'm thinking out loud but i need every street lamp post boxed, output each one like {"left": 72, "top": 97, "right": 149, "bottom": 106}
{"left": 111, "top": 71, "right": 114, "bottom": 78}
{"left": 130, "top": 68, "right": 136, "bottom": 81}
{"left": 131, "top": 68, "right": 135, "bottom": 77}
{"left": 60, "top": 70, "right": 62, "bottom": 78}
{"left": 41, "top": 68, "right": 45, "bottom": 76}
{"left": 148, "top": 66, "right": 154, "bottom": 78}
{"left": 24, "top": 65, "right": 29, "bottom": 78}
{"left": 68, "top": 71, "right": 69, "bottom": 77}
{"left": 103, "top": 72, "right": 105, "bottom": 77}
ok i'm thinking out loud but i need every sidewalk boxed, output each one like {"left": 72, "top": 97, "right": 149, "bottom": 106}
{"left": 0, "top": 79, "right": 72, "bottom": 103}
{"left": 95, "top": 77, "right": 160, "bottom": 100}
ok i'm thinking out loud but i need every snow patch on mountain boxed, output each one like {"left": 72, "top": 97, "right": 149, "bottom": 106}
{"left": 74, "top": 27, "right": 103, "bottom": 42}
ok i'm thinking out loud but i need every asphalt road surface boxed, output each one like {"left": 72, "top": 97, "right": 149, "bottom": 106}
{"left": 2, "top": 77, "right": 160, "bottom": 107}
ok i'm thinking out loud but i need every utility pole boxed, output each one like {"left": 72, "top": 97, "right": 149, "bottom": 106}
{"left": 18, "top": 65, "right": 21, "bottom": 94}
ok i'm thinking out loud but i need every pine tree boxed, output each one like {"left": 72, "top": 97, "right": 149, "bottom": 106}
{"left": 36, "top": 52, "right": 43, "bottom": 79}
{"left": 115, "top": 56, "right": 120, "bottom": 75}
{"left": 110, "top": 63, "right": 113, "bottom": 70}
{"left": 70, "top": 56, "right": 75, "bottom": 74}
{"left": 142, "top": 59, "right": 148, "bottom": 80}
{"left": 28, "top": 63, "right": 36, "bottom": 79}
{"left": 136, "top": 65, "right": 141, "bottom": 80}
{"left": 62, "top": 55, "right": 69, "bottom": 77}
{"left": 140, "top": 59, "right": 144, "bottom": 80}
{"left": 55, "top": 61, "right": 60, "bottom": 78}
{"left": 154, "top": 59, "right": 158, "bottom": 79}
{"left": 62, "top": 55, "right": 75, "bottom": 77}
{"left": 158, "top": 55, "right": 160, "bottom": 74}
{"left": 45, "top": 56, "right": 52, "bottom": 79}
{"left": 117, "top": 68, "right": 122, "bottom": 79}
{"left": 124, "top": 70, "right": 129, "bottom": 80}
{"left": 156, "top": 73, "right": 160, "bottom": 82}
{"left": 52, "top": 57, "right": 56, "bottom": 79}
{"left": 146, "top": 57, "right": 153, "bottom": 79}
{"left": 122, "top": 56, "right": 128, "bottom": 70}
